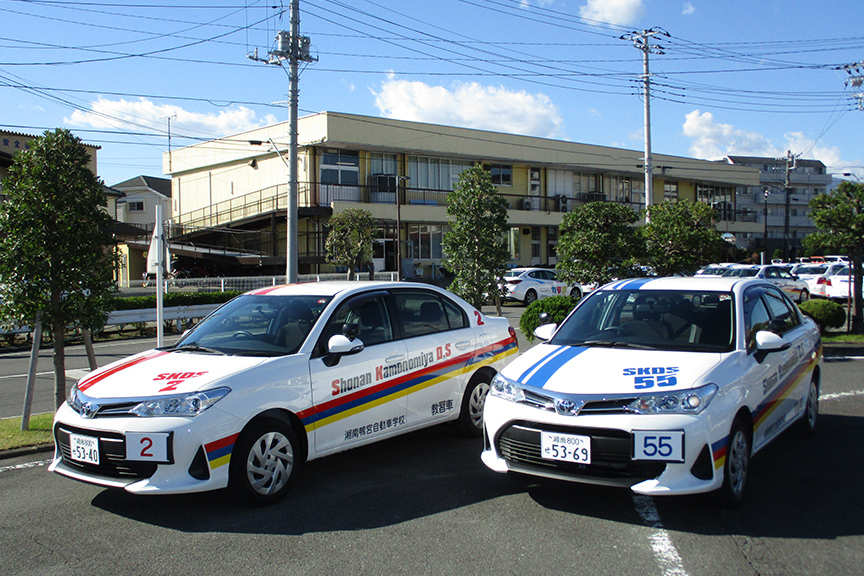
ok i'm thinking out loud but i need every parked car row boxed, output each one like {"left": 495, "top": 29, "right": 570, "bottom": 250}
{"left": 696, "top": 261, "right": 856, "bottom": 303}
{"left": 51, "top": 274, "right": 822, "bottom": 507}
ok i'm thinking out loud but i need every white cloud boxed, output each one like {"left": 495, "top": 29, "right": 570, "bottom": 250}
{"left": 682, "top": 2, "right": 696, "bottom": 15}
{"left": 579, "top": 0, "right": 645, "bottom": 26}
{"left": 681, "top": 109, "right": 860, "bottom": 175}
{"left": 372, "top": 76, "right": 564, "bottom": 139}
{"left": 65, "top": 97, "right": 278, "bottom": 137}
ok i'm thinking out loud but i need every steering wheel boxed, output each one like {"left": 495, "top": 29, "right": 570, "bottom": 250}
{"left": 599, "top": 327, "right": 631, "bottom": 337}
{"left": 232, "top": 330, "right": 254, "bottom": 339}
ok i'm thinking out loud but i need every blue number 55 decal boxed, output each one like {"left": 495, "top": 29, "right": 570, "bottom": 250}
{"left": 623, "top": 367, "right": 679, "bottom": 389}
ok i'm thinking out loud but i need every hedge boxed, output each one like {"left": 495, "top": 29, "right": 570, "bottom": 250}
{"left": 519, "top": 295, "right": 580, "bottom": 342}
{"left": 798, "top": 299, "right": 846, "bottom": 334}
{"left": 109, "top": 291, "right": 243, "bottom": 311}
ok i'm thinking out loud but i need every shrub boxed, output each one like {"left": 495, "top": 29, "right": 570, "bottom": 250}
{"left": 520, "top": 295, "right": 579, "bottom": 342}
{"left": 109, "top": 291, "right": 242, "bottom": 311}
{"left": 799, "top": 299, "right": 846, "bottom": 334}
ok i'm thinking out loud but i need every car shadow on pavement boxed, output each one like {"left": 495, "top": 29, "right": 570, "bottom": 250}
{"left": 524, "top": 413, "right": 864, "bottom": 540}
{"left": 91, "top": 425, "right": 524, "bottom": 534}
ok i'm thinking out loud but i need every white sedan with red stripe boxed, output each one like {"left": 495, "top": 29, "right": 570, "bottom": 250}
{"left": 481, "top": 276, "right": 822, "bottom": 505}
{"left": 49, "top": 282, "right": 518, "bottom": 503}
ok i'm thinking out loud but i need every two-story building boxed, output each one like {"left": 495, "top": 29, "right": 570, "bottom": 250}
{"left": 163, "top": 111, "right": 761, "bottom": 279}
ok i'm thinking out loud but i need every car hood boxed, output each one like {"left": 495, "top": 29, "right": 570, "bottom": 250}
{"left": 75, "top": 349, "right": 269, "bottom": 398}
{"left": 503, "top": 344, "right": 724, "bottom": 394}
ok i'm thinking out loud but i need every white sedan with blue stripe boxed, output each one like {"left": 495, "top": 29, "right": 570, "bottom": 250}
{"left": 50, "top": 282, "right": 518, "bottom": 503}
{"left": 481, "top": 276, "right": 822, "bottom": 505}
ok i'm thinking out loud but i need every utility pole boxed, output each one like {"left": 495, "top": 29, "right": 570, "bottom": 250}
{"left": 248, "top": 0, "right": 316, "bottom": 283}
{"left": 783, "top": 150, "right": 797, "bottom": 261}
{"left": 621, "top": 28, "right": 668, "bottom": 218}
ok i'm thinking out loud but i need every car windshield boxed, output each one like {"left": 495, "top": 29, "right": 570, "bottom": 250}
{"left": 550, "top": 289, "right": 735, "bottom": 352}
{"left": 722, "top": 267, "right": 758, "bottom": 277}
{"left": 172, "top": 294, "right": 332, "bottom": 356}
{"left": 796, "top": 265, "right": 827, "bottom": 275}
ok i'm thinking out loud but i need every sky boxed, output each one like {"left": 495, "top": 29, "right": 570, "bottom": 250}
{"left": 2, "top": 0, "right": 864, "bottom": 187}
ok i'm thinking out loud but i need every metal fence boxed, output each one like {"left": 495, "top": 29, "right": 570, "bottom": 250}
{"left": 118, "top": 272, "right": 401, "bottom": 293}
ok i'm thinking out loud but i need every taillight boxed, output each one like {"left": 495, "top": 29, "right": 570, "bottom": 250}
{"left": 506, "top": 279, "right": 522, "bottom": 285}
{"left": 508, "top": 326, "right": 518, "bottom": 349}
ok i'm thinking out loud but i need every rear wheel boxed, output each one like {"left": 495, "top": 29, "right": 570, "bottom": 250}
{"left": 230, "top": 417, "right": 300, "bottom": 504}
{"left": 799, "top": 289, "right": 810, "bottom": 303}
{"left": 523, "top": 289, "right": 537, "bottom": 306}
{"left": 794, "top": 377, "right": 819, "bottom": 437}
{"left": 569, "top": 286, "right": 582, "bottom": 300}
{"left": 456, "top": 373, "right": 491, "bottom": 437}
{"left": 719, "top": 418, "right": 751, "bottom": 507}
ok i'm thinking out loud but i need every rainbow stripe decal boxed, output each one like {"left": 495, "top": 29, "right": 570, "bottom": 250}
{"left": 205, "top": 433, "right": 239, "bottom": 469}
{"left": 297, "top": 335, "right": 518, "bottom": 432}
{"left": 711, "top": 343, "right": 821, "bottom": 470}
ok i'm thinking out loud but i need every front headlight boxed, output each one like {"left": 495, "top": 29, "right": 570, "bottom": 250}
{"left": 67, "top": 382, "right": 83, "bottom": 411}
{"left": 627, "top": 383, "right": 718, "bottom": 415}
{"left": 490, "top": 373, "right": 525, "bottom": 403}
{"left": 130, "top": 387, "right": 230, "bottom": 417}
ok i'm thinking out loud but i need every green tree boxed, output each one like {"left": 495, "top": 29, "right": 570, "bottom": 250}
{"left": 556, "top": 201, "right": 644, "bottom": 287}
{"left": 803, "top": 181, "right": 864, "bottom": 332}
{"left": 0, "top": 129, "right": 118, "bottom": 409}
{"left": 642, "top": 200, "right": 727, "bottom": 276}
{"left": 442, "top": 164, "right": 510, "bottom": 312}
{"left": 325, "top": 208, "right": 377, "bottom": 280}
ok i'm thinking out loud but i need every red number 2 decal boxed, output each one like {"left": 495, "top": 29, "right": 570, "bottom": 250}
{"left": 474, "top": 311, "right": 485, "bottom": 326}
{"left": 139, "top": 437, "right": 153, "bottom": 458}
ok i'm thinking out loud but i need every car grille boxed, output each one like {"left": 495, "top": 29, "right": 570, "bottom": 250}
{"left": 54, "top": 423, "right": 158, "bottom": 480}
{"left": 522, "top": 389, "right": 638, "bottom": 415}
{"left": 496, "top": 422, "right": 665, "bottom": 487}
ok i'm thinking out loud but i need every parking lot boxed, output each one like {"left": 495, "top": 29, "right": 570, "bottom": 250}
{"left": 1, "top": 304, "right": 863, "bottom": 575}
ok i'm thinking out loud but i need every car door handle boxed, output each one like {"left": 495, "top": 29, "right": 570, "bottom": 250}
{"left": 385, "top": 354, "right": 405, "bottom": 363}
{"left": 455, "top": 340, "right": 472, "bottom": 350}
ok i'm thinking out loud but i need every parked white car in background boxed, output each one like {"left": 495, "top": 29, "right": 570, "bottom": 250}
{"left": 794, "top": 263, "right": 848, "bottom": 299}
{"left": 481, "top": 276, "right": 822, "bottom": 505}
{"left": 502, "top": 267, "right": 590, "bottom": 305}
{"left": 721, "top": 265, "right": 810, "bottom": 303}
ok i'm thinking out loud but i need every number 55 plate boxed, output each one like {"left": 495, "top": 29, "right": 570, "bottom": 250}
{"left": 632, "top": 430, "right": 685, "bottom": 462}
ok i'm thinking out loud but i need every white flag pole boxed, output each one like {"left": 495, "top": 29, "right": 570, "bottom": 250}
{"left": 154, "top": 205, "right": 164, "bottom": 347}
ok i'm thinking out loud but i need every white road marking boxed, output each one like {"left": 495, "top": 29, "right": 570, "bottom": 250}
{"left": 821, "top": 389, "right": 864, "bottom": 401}
{"left": 0, "top": 459, "right": 52, "bottom": 474}
{"left": 632, "top": 494, "right": 690, "bottom": 576}
{"left": 0, "top": 368, "right": 92, "bottom": 381}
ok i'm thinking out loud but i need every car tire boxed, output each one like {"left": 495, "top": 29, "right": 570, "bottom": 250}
{"left": 230, "top": 417, "right": 300, "bottom": 504}
{"left": 794, "top": 377, "right": 819, "bottom": 437}
{"left": 799, "top": 289, "right": 810, "bottom": 303}
{"left": 524, "top": 289, "right": 538, "bottom": 306}
{"left": 456, "top": 372, "right": 492, "bottom": 437}
{"left": 569, "top": 286, "right": 582, "bottom": 300}
{"left": 719, "top": 417, "right": 751, "bottom": 507}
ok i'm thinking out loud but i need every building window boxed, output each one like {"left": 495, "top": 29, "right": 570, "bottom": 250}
{"left": 407, "top": 156, "right": 472, "bottom": 190}
{"left": 483, "top": 163, "right": 512, "bottom": 187}
{"left": 128, "top": 201, "right": 145, "bottom": 212}
{"left": 408, "top": 224, "right": 447, "bottom": 260}
{"left": 320, "top": 149, "right": 359, "bottom": 186}
{"left": 664, "top": 182, "right": 678, "bottom": 202}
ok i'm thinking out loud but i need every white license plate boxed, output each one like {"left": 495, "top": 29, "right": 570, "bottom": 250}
{"left": 125, "top": 432, "right": 170, "bottom": 463}
{"left": 69, "top": 433, "right": 100, "bottom": 465}
{"left": 633, "top": 430, "right": 685, "bottom": 462}
{"left": 541, "top": 432, "right": 591, "bottom": 464}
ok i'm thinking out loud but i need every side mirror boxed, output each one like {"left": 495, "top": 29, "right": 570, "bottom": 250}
{"left": 533, "top": 323, "right": 557, "bottom": 341}
{"left": 323, "top": 334, "right": 364, "bottom": 367}
{"left": 753, "top": 330, "right": 790, "bottom": 363}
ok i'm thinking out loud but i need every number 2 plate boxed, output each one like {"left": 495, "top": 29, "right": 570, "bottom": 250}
{"left": 633, "top": 430, "right": 685, "bottom": 462}
{"left": 125, "top": 432, "right": 170, "bottom": 463}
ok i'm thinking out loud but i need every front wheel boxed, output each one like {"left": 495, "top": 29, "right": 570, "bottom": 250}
{"left": 569, "top": 286, "right": 582, "bottom": 301}
{"left": 230, "top": 417, "right": 300, "bottom": 504}
{"left": 456, "top": 373, "right": 491, "bottom": 437}
{"left": 719, "top": 418, "right": 751, "bottom": 507}
{"left": 799, "top": 289, "right": 810, "bottom": 303}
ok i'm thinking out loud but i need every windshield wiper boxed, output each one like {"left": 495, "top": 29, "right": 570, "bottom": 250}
{"left": 579, "top": 340, "right": 658, "bottom": 350}
{"left": 170, "top": 343, "right": 226, "bottom": 355}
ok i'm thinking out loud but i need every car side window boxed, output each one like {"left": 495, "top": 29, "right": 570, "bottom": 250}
{"left": 322, "top": 295, "right": 394, "bottom": 347}
{"left": 442, "top": 297, "right": 468, "bottom": 330}
{"left": 763, "top": 288, "right": 800, "bottom": 334}
{"left": 396, "top": 292, "right": 451, "bottom": 338}
{"left": 743, "top": 287, "right": 772, "bottom": 350}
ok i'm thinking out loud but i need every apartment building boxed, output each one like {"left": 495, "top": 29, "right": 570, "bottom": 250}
{"left": 163, "top": 111, "right": 760, "bottom": 279}
{"left": 725, "top": 155, "right": 832, "bottom": 259}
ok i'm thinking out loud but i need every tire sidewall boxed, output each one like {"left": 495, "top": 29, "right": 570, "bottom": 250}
{"left": 456, "top": 374, "right": 491, "bottom": 437}
{"left": 720, "top": 418, "right": 751, "bottom": 507}
{"left": 229, "top": 417, "right": 300, "bottom": 504}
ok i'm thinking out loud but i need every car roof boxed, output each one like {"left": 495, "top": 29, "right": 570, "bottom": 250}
{"left": 505, "top": 267, "right": 551, "bottom": 275}
{"left": 601, "top": 276, "right": 771, "bottom": 293}
{"left": 243, "top": 281, "right": 450, "bottom": 298}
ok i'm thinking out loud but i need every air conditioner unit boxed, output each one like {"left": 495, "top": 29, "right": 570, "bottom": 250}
{"left": 522, "top": 198, "right": 533, "bottom": 211}
{"left": 557, "top": 195, "right": 568, "bottom": 212}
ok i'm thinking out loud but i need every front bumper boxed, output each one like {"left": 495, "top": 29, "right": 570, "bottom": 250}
{"left": 48, "top": 402, "right": 244, "bottom": 495}
{"left": 481, "top": 394, "right": 725, "bottom": 496}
